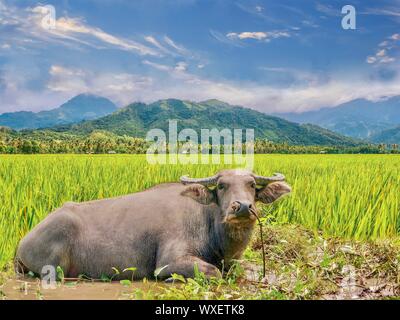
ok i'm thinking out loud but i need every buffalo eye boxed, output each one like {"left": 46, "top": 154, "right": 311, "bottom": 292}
{"left": 217, "top": 183, "right": 225, "bottom": 190}
{"left": 250, "top": 182, "right": 256, "bottom": 189}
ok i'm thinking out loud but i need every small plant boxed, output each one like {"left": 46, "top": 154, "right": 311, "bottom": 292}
{"left": 123, "top": 267, "right": 137, "bottom": 283}
{"left": 56, "top": 266, "right": 64, "bottom": 284}
{"left": 110, "top": 267, "right": 120, "bottom": 281}
{"left": 224, "top": 260, "right": 245, "bottom": 285}
{"left": 170, "top": 273, "right": 186, "bottom": 283}
{"left": 154, "top": 265, "right": 169, "bottom": 281}
{"left": 100, "top": 274, "right": 111, "bottom": 282}
{"left": 120, "top": 279, "right": 132, "bottom": 286}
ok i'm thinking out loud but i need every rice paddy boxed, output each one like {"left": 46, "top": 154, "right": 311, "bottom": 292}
{"left": 1, "top": 154, "right": 399, "bottom": 272}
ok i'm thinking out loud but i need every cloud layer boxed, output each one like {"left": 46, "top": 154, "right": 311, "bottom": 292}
{"left": 40, "top": 60, "right": 400, "bottom": 115}
{"left": 1, "top": 0, "right": 400, "bottom": 115}
{"left": 0, "top": 2, "right": 189, "bottom": 57}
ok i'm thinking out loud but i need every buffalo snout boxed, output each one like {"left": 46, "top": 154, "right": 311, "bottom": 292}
{"left": 231, "top": 201, "right": 254, "bottom": 218}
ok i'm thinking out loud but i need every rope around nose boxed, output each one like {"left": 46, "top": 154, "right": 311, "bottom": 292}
{"left": 252, "top": 211, "right": 266, "bottom": 279}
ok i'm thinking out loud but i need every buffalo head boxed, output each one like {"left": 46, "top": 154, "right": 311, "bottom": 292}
{"left": 180, "top": 169, "right": 291, "bottom": 224}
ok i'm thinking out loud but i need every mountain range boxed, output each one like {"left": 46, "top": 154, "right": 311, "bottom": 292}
{"left": 2, "top": 92, "right": 400, "bottom": 144}
{"left": 48, "top": 98, "right": 359, "bottom": 146}
{"left": 0, "top": 94, "right": 117, "bottom": 130}
{"left": 276, "top": 96, "right": 400, "bottom": 143}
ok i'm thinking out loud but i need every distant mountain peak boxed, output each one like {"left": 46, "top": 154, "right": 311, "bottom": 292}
{"left": 0, "top": 94, "right": 117, "bottom": 130}
{"left": 200, "top": 99, "right": 233, "bottom": 107}
{"left": 276, "top": 95, "right": 400, "bottom": 143}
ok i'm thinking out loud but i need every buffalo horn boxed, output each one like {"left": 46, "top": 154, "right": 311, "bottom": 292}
{"left": 180, "top": 174, "right": 220, "bottom": 186}
{"left": 253, "top": 173, "right": 285, "bottom": 185}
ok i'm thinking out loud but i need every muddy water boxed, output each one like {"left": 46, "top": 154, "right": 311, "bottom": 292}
{"left": 1, "top": 262, "right": 261, "bottom": 300}
{"left": 1, "top": 278, "right": 167, "bottom": 300}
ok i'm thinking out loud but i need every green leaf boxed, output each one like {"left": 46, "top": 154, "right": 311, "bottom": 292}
{"left": 120, "top": 279, "right": 132, "bottom": 286}
{"left": 171, "top": 273, "right": 186, "bottom": 283}
{"left": 154, "top": 265, "right": 169, "bottom": 278}
{"left": 100, "top": 274, "right": 110, "bottom": 282}
{"left": 111, "top": 267, "right": 120, "bottom": 275}
{"left": 56, "top": 266, "right": 64, "bottom": 282}
{"left": 123, "top": 267, "right": 137, "bottom": 273}
{"left": 64, "top": 281, "right": 78, "bottom": 287}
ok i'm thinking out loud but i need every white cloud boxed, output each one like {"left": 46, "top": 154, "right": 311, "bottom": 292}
{"left": 226, "top": 30, "right": 290, "bottom": 42}
{"left": 391, "top": 33, "right": 400, "bottom": 40}
{"left": 174, "top": 61, "right": 188, "bottom": 72}
{"left": 379, "top": 56, "right": 396, "bottom": 63}
{"left": 376, "top": 49, "right": 386, "bottom": 57}
{"left": 362, "top": 7, "right": 400, "bottom": 18}
{"left": 301, "top": 20, "right": 319, "bottom": 28}
{"left": 47, "top": 65, "right": 153, "bottom": 105}
{"left": 144, "top": 35, "right": 176, "bottom": 56}
{"left": 36, "top": 14, "right": 159, "bottom": 56}
{"left": 50, "top": 65, "right": 85, "bottom": 77}
{"left": 143, "top": 60, "right": 190, "bottom": 78}
{"left": 144, "top": 35, "right": 193, "bottom": 59}
{"left": 379, "top": 40, "right": 389, "bottom": 47}
{"left": 227, "top": 32, "right": 267, "bottom": 40}
{"left": 315, "top": 3, "right": 341, "bottom": 17}
{"left": 209, "top": 29, "right": 244, "bottom": 47}
{"left": 0, "top": 64, "right": 68, "bottom": 113}
{"left": 142, "top": 60, "right": 171, "bottom": 72}
{"left": 48, "top": 65, "right": 88, "bottom": 92}
{"left": 163, "top": 36, "right": 189, "bottom": 55}
{"left": 366, "top": 34, "right": 400, "bottom": 64}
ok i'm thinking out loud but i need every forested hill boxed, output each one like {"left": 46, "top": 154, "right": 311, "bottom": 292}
{"left": 49, "top": 99, "right": 360, "bottom": 146}
{"left": 371, "top": 126, "right": 400, "bottom": 144}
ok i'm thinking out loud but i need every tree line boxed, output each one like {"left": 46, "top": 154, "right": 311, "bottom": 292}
{"left": 0, "top": 130, "right": 398, "bottom": 154}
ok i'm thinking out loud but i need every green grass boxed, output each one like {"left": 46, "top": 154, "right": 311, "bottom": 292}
{"left": 128, "top": 224, "right": 400, "bottom": 300}
{"left": 1, "top": 154, "right": 400, "bottom": 272}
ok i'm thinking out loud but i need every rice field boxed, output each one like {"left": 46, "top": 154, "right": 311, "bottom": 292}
{"left": 1, "top": 154, "right": 400, "bottom": 270}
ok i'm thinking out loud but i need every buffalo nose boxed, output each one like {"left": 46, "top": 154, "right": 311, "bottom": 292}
{"left": 233, "top": 201, "right": 252, "bottom": 217}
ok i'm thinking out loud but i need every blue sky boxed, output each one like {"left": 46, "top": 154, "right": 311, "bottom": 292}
{"left": 0, "top": 0, "right": 400, "bottom": 113}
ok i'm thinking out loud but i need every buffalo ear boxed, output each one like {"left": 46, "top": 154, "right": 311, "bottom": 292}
{"left": 256, "top": 182, "right": 291, "bottom": 204}
{"left": 181, "top": 184, "right": 216, "bottom": 205}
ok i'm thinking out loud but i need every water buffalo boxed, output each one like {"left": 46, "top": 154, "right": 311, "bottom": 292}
{"left": 15, "top": 169, "right": 291, "bottom": 280}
